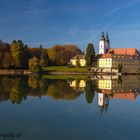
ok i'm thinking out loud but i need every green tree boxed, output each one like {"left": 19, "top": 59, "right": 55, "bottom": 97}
{"left": 10, "top": 40, "right": 29, "bottom": 69}
{"left": 22, "top": 44, "right": 30, "bottom": 69}
{"left": 85, "top": 43, "right": 95, "bottom": 67}
{"left": 40, "top": 49, "right": 49, "bottom": 67}
{"left": 28, "top": 57, "right": 42, "bottom": 73}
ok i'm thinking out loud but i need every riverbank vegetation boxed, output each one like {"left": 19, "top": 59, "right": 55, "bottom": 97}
{"left": 0, "top": 39, "right": 84, "bottom": 72}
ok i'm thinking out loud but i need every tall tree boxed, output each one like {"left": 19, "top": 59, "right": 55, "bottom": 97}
{"left": 22, "top": 44, "right": 30, "bottom": 68}
{"left": 40, "top": 49, "right": 49, "bottom": 67}
{"left": 10, "top": 40, "right": 23, "bottom": 68}
{"left": 11, "top": 40, "right": 29, "bottom": 69}
{"left": 85, "top": 43, "right": 95, "bottom": 67}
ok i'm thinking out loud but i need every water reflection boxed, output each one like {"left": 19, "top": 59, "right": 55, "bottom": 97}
{"left": 70, "top": 75, "right": 140, "bottom": 113}
{"left": 0, "top": 75, "right": 140, "bottom": 112}
{"left": 0, "top": 75, "right": 140, "bottom": 140}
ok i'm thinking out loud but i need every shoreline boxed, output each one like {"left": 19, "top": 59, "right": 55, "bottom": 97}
{"left": 0, "top": 69, "right": 140, "bottom": 75}
{"left": 0, "top": 70, "right": 32, "bottom": 75}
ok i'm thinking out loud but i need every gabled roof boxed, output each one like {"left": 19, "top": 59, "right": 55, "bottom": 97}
{"left": 71, "top": 55, "right": 85, "bottom": 60}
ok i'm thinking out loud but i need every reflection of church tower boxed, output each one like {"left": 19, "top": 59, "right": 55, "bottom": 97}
{"left": 98, "top": 93, "right": 109, "bottom": 114}
{"left": 99, "top": 32, "right": 110, "bottom": 54}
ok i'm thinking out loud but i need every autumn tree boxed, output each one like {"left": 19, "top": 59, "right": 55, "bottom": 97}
{"left": 2, "top": 52, "right": 14, "bottom": 69}
{"left": 28, "top": 57, "right": 42, "bottom": 73}
{"left": 10, "top": 40, "right": 29, "bottom": 69}
{"left": 0, "top": 52, "right": 2, "bottom": 68}
{"left": 85, "top": 43, "right": 95, "bottom": 67}
{"left": 0, "top": 40, "right": 11, "bottom": 69}
{"left": 47, "top": 45, "right": 82, "bottom": 66}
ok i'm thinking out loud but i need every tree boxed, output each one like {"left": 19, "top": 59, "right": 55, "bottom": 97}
{"left": 10, "top": 40, "right": 29, "bottom": 69}
{"left": 47, "top": 44, "right": 82, "bottom": 66}
{"left": 0, "top": 52, "right": 2, "bottom": 68}
{"left": 40, "top": 49, "right": 49, "bottom": 67}
{"left": 85, "top": 43, "right": 95, "bottom": 67}
{"left": 2, "top": 52, "right": 14, "bottom": 69}
{"left": 28, "top": 57, "right": 42, "bottom": 73}
{"left": 22, "top": 44, "right": 30, "bottom": 69}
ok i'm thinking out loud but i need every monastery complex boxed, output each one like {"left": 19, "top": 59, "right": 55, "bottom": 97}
{"left": 70, "top": 32, "right": 140, "bottom": 74}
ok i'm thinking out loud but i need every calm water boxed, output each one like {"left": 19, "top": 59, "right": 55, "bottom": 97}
{"left": 0, "top": 75, "right": 140, "bottom": 140}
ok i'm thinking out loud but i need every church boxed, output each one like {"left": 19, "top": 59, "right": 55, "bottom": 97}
{"left": 96, "top": 32, "right": 140, "bottom": 73}
{"left": 70, "top": 32, "right": 140, "bottom": 73}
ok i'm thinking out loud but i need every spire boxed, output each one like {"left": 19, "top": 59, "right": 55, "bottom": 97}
{"left": 105, "top": 33, "right": 109, "bottom": 42}
{"left": 100, "top": 32, "right": 105, "bottom": 40}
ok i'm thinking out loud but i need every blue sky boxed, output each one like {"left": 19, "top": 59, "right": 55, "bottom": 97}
{"left": 0, "top": 0, "right": 140, "bottom": 52}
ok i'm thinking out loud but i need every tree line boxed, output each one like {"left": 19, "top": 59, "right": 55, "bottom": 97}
{"left": 0, "top": 39, "right": 83, "bottom": 71}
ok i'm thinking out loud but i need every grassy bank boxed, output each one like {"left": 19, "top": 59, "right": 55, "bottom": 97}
{"left": 43, "top": 66, "right": 88, "bottom": 73}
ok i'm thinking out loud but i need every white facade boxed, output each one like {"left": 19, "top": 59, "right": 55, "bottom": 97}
{"left": 99, "top": 32, "right": 110, "bottom": 54}
{"left": 99, "top": 40, "right": 106, "bottom": 54}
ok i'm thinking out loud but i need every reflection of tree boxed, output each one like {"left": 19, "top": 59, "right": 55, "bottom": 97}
{"left": 84, "top": 80, "right": 95, "bottom": 104}
{"left": 28, "top": 74, "right": 40, "bottom": 89}
{"left": 10, "top": 79, "right": 27, "bottom": 104}
{"left": 28, "top": 74, "right": 48, "bottom": 97}
{"left": 47, "top": 80, "right": 81, "bottom": 100}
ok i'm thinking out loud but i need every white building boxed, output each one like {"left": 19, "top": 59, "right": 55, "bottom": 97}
{"left": 99, "top": 32, "right": 110, "bottom": 54}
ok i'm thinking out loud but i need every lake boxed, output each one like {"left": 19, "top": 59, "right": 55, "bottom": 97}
{"left": 0, "top": 75, "right": 140, "bottom": 140}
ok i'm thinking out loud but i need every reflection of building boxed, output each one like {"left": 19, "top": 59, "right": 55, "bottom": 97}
{"left": 69, "top": 76, "right": 140, "bottom": 114}
{"left": 97, "top": 76, "right": 140, "bottom": 113}
{"left": 97, "top": 76, "right": 139, "bottom": 95}
{"left": 70, "top": 55, "right": 86, "bottom": 67}
{"left": 70, "top": 80, "right": 86, "bottom": 91}
{"left": 98, "top": 93, "right": 109, "bottom": 114}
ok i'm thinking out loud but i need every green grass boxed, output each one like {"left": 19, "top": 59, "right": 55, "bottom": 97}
{"left": 43, "top": 66, "right": 88, "bottom": 73}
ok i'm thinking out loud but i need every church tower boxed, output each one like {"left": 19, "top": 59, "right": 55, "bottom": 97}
{"left": 99, "top": 32, "right": 110, "bottom": 54}
{"left": 105, "top": 33, "right": 110, "bottom": 52}
{"left": 99, "top": 32, "right": 106, "bottom": 54}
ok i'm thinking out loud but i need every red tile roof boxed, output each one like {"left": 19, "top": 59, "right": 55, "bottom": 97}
{"left": 108, "top": 48, "right": 138, "bottom": 56}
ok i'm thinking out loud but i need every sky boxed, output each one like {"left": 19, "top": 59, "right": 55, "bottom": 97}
{"left": 0, "top": 0, "right": 140, "bottom": 52}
